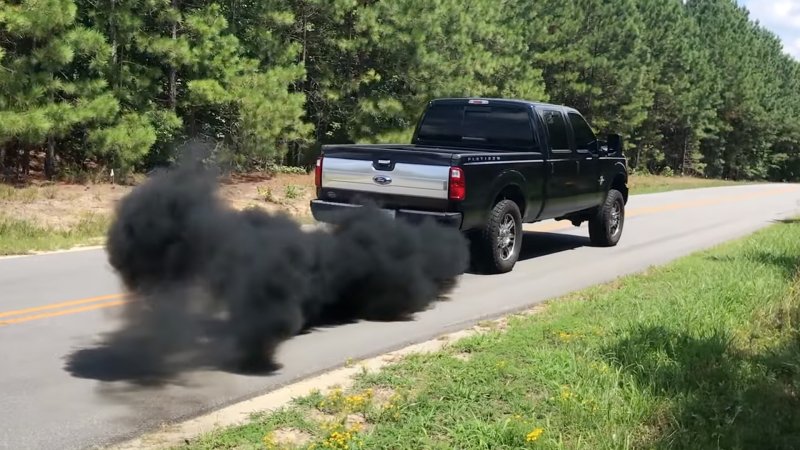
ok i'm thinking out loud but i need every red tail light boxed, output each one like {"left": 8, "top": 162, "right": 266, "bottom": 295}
{"left": 314, "top": 156, "right": 323, "bottom": 188}
{"left": 448, "top": 167, "right": 466, "bottom": 201}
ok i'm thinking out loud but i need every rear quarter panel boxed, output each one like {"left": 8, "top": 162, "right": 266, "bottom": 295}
{"left": 458, "top": 152, "right": 546, "bottom": 230}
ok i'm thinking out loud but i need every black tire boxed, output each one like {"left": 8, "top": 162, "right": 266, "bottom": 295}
{"left": 471, "top": 200, "right": 523, "bottom": 274}
{"left": 589, "top": 189, "right": 625, "bottom": 247}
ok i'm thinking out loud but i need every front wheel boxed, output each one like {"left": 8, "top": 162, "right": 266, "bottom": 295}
{"left": 471, "top": 199, "right": 523, "bottom": 274}
{"left": 589, "top": 189, "right": 625, "bottom": 247}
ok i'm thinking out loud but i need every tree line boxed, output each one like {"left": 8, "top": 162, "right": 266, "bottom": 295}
{"left": 1, "top": 0, "right": 799, "bottom": 181}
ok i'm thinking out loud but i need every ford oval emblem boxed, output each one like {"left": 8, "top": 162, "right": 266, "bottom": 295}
{"left": 373, "top": 175, "right": 392, "bottom": 186}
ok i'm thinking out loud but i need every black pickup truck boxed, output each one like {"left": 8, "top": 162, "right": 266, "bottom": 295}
{"left": 310, "top": 98, "right": 629, "bottom": 274}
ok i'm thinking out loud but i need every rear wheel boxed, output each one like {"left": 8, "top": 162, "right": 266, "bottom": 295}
{"left": 589, "top": 189, "right": 625, "bottom": 247}
{"left": 471, "top": 200, "right": 523, "bottom": 274}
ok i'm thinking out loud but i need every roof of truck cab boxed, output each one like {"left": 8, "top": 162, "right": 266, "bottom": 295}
{"left": 428, "top": 97, "right": 581, "bottom": 114}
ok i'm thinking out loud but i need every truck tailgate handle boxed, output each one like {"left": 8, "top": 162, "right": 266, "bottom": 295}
{"left": 373, "top": 159, "right": 395, "bottom": 171}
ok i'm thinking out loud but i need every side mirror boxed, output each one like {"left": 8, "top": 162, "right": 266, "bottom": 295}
{"left": 607, "top": 133, "right": 623, "bottom": 155}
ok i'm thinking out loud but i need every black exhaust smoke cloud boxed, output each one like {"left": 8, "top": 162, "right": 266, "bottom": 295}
{"left": 67, "top": 151, "right": 469, "bottom": 383}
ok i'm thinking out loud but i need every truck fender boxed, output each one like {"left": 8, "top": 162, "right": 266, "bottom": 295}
{"left": 606, "top": 163, "right": 629, "bottom": 204}
{"left": 485, "top": 169, "right": 529, "bottom": 220}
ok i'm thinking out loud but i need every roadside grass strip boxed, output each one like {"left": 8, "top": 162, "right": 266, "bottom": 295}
{"left": 0, "top": 215, "right": 109, "bottom": 256}
{"left": 627, "top": 174, "right": 745, "bottom": 195}
{"left": 180, "top": 219, "right": 800, "bottom": 449}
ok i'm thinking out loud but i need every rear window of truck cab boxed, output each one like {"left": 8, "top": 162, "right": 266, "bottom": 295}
{"left": 415, "top": 103, "right": 537, "bottom": 150}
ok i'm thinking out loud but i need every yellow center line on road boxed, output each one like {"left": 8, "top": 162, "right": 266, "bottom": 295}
{"left": 0, "top": 293, "right": 127, "bottom": 319}
{"left": 0, "top": 299, "right": 129, "bottom": 326}
{"left": 1, "top": 185, "right": 798, "bottom": 327}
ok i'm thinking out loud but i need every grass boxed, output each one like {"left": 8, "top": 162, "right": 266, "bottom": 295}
{"left": 0, "top": 215, "right": 110, "bottom": 255}
{"left": 181, "top": 219, "right": 800, "bottom": 449}
{"left": 0, "top": 183, "right": 74, "bottom": 202}
{"left": 285, "top": 184, "right": 303, "bottom": 200}
{"left": 628, "top": 173, "right": 745, "bottom": 195}
{"left": 255, "top": 184, "right": 304, "bottom": 203}
{"left": 258, "top": 186, "right": 278, "bottom": 203}
{"left": 0, "top": 184, "right": 41, "bottom": 203}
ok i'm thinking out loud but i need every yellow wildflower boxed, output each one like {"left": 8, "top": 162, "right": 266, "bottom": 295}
{"left": 262, "top": 432, "right": 276, "bottom": 449}
{"left": 316, "top": 421, "right": 366, "bottom": 450}
{"left": 526, "top": 427, "right": 544, "bottom": 442}
{"left": 560, "top": 386, "right": 573, "bottom": 400}
{"left": 344, "top": 393, "right": 368, "bottom": 410}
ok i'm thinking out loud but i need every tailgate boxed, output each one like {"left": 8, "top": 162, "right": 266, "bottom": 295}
{"left": 320, "top": 145, "right": 456, "bottom": 201}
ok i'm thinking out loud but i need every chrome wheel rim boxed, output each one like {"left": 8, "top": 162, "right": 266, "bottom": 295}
{"left": 609, "top": 200, "right": 622, "bottom": 236}
{"left": 497, "top": 213, "right": 517, "bottom": 261}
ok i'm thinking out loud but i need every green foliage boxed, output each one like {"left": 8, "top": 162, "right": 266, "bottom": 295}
{"left": 284, "top": 184, "right": 302, "bottom": 199}
{"left": 267, "top": 164, "right": 308, "bottom": 175}
{"left": 1, "top": 0, "right": 799, "bottom": 181}
{"left": 342, "top": 0, "right": 549, "bottom": 141}
{"left": 0, "top": 0, "right": 119, "bottom": 178}
{"left": 88, "top": 112, "right": 157, "bottom": 171}
{"left": 257, "top": 185, "right": 276, "bottom": 203}
{"left": 228, "top": 65, "right": 312, "bottom": 168}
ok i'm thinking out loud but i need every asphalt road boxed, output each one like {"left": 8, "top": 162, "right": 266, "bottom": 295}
{"left": 2, "top": 183, "right": 800, "bottom": 450}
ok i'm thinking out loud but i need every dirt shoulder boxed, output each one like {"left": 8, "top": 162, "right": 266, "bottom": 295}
{"left": 0, "top": 172, "right": 316, "bottom": 230}
{"left": 0, "top": 173, "right": 743, "bottom": 231}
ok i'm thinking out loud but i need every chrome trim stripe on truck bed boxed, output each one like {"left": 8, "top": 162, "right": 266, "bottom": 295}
{"left": 462, "top": 159, "right": 545, "bottom": 166}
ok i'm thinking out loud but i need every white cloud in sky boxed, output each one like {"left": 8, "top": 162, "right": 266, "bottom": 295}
{"left": 740, "top": 0, "right": 800, "bottom": 59}
{"left": 788, "top": 37, "right": 800, "bottom": 58}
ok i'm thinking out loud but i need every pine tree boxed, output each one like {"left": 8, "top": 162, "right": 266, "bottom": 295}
{"left": 219, "top": 0, "right": 318, "bottom": 165}
{"left": 75, "top": 0, "right": 178, "bottom": 172}
{"left": 687, "top": 0, "right": 779, "bottom": 180}
{"left": 74, "top": 0, "right": 310, "bottom": 170}
{"left": 632, "top": 0, "right": 717, "bottom": 175}
{"left": 0, "top": 0, "right": 119, "bottom": 178}
{"left": 346, "top": 0, "right": 548, "bottom": 143}
{"left": 523, "top": 0, "right": 652, "bottom": 140}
